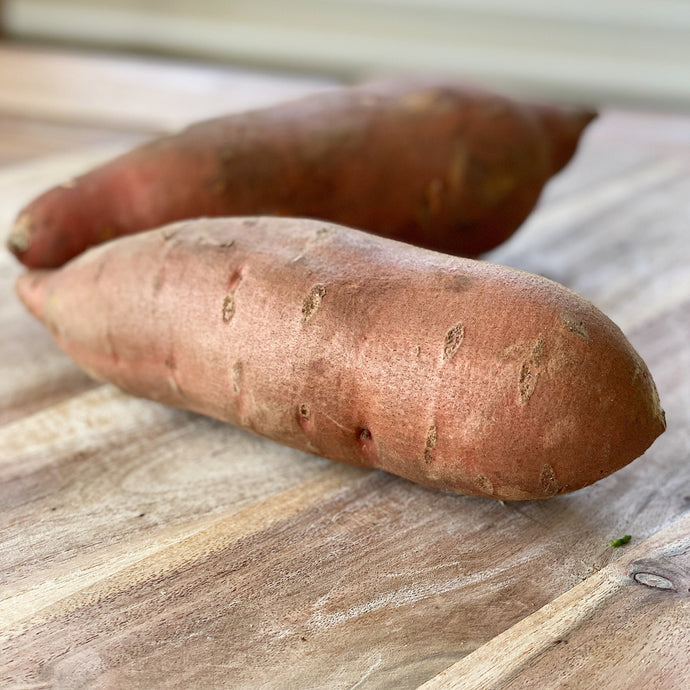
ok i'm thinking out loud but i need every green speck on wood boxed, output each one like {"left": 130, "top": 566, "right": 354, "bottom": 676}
{"left": 610, "top": 535, "right": 632, "bottom": 547}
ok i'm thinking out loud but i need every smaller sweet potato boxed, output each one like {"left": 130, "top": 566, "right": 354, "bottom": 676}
{"left": 8, "top": 79, "right": 595, "bottom": 268}
{"left": 15, "top": 217, "right": 664, "bottom": 500}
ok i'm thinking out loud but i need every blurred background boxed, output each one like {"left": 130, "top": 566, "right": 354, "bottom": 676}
{"left": 2, "top": 0, "right": 690, "bottom": 112}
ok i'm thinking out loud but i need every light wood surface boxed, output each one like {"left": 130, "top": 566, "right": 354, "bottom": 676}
{"left": 0, "top": 43, "right": 688, "bottom": 689}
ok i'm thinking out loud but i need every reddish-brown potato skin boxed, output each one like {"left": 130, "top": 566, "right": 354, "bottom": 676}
{"left": 16, "top": 218, "right": 664, "bottom": 500}
{"left": 8, "top": 80, "right": 596, "bottom": 268}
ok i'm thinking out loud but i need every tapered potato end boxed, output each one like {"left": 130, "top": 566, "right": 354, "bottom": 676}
{"left": 15, "top": 269, "right": 53, "bottom": 322}
{"left": 537, "top": 104, "right": 598, "bottom": 175}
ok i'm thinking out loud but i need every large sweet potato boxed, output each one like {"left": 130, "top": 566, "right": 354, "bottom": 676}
{"left": 8, "top": 79, "right": 595, "bottom": 268}
{"left": 15, "top": 217, "right": 664, "bottom": 500}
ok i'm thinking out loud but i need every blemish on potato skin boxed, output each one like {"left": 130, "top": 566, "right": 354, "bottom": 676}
{"left": 161, "top": 226, "right": 179, "bottom": 241}
{"left": 518, "top": 363, "right": 537, "bottom": 404}
{"left": 563, "top": 316, "right": 589, "bottom": 341}
{"left": 232, "top": 361, "right": 242, "bottom": 395}
{"left": 297, "top": 403, "right": 314, "bottom": 432}
{"left": 153, "top": 267, "right": 165, "bottom": 293}
{"left": 424, "top": 425, "right": 437, "bottom": 464}
{"left": 302, "top": 285, "right": 327, "bottom": 324}
{"left": 518, "top": 339, "right": 546, "bottom": 405}
{"left": 94, "top": 259, "right": 108, "bottom": 284}
{"left": 356, "top": 427, "right": 377, "bottom": 463}
{"left": 8, "top": 213, "right": 31, "bottom": 254}
{"left": 474, "top": 474, "right": 494, "bottom": 495}
{"left": 540, "top": 464, "right": 560, "bottom": 496}
{"left": 222, "top": 294, "right": 236, "bottom": 323}
{"left": 443, "top": 322, "right": 465, "bottom": 362}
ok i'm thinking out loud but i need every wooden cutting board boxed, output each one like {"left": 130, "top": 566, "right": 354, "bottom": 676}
{"left": 0, "top": 43, "right": 688, "bottom": 689}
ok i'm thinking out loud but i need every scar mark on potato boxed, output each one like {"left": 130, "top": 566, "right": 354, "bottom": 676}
{"left": 302, "top": 285, "right": 327, "bottom": 324}
{"left": 531, "top": 339, "right": 545, "bottom": 366}
{"left": 8, "top": 213, "right": 31, "bottom": 253}
{"left": 94, "top": 258, "right": 108, "bottom": 284}
{"left": 358, "top": 427, "right": 372, "bottom": 442}
{"left": 424, "top": 425, "right": 437, "bottom": 464}
{"left": 297, "top": 403, "right": 314, "bottom": 432}
{"left": 443, "top": 322, "right": 465, "bottom": 362}
{"left": 153, "top": 267, "right": 165, "bottom": 293}
{"left": 474, "top": 474, "right": 494, "bottom": 495}
{"left": 222, "top": 294, "right": 236, "bottom": 323}
{"left": 519, "top": 362, "right": 537, "bottom": 404}
{"left": 519, "top": 339, "right": 546, "bottom": 404}
{"left": 232, "top": 362, "right": 242, "bottom": 395}
{"left": 540, "top": 464, "right": 560, "bottom": 496}
{"left": 563, "top": 316, "right": 589, "bottom": 341}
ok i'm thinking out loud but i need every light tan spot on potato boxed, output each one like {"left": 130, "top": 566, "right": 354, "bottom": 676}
{"left": 97, "top": 225, "right": 117, "bottom": 243}
{"left": 447, "top": 143, "right": 469, "bottom": 191}
{"left": 474, "top": 474, "right": 494, "bottom": 496}
{"left": 518, "top": 339, "right": 546, "bottom": 404}
{"left": 8, "top": 213, "right": 31, "bottom": 253}
{"left": 59, "top": 178, "right": 77, "bottom": 189}
{"left": 161, "top": 226, "right": 178, "bottom": 241}
{"left": 400, "top": 90, "right": 438, "bottom": 112}
{"left": 401, "top": 88, "right": 457, "bottom": 112}
{"left": 232, "top": 361, "right": 242, "bottom": 395}
{"left": 540, "top": 464, "right": 560, "bottom": 496}
{"left": 222, "top": 294, "right": 236, "bottom": 323}
{"left": 519, "top": 362, "right": 537, "bottom": 404}
{"left": 424, "top": 425, "right": 437, "bottom": 464}
{"left": 563, "top": 316, "right": 589, "bottom": 341}
{"left": 302, "top": 285, "right": 327, "bottom": 324}
{"left": 424, "top": 178, "right": 444, "bottom": 217}
{"left": 531, "top": 339, "right": 545, "bottom": 366}
{"left": 443, "top": 322, "right": 465, "bottom": 362}
{"left": 481, "top": 171, "right": 517, "bottom": 205}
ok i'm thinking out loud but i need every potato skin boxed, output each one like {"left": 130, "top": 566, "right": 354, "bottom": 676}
{"left": 16, "top": 218, "right": 664, "bottom": 500}
{"left": 9, "top": 79, "right": 595, "bottom": 268}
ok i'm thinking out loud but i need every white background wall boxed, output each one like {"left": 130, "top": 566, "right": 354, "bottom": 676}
{"left": 4, "top": 0, "right": 690, "bottom": 111}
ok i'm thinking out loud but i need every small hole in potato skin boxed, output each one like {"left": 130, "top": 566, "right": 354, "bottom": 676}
{"left": 357, "top": 428, "right": 372, "bottom": 442}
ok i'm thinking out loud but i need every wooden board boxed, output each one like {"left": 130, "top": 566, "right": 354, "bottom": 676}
{"left": 0, "top": 44, "right": 689, "bottom": 689}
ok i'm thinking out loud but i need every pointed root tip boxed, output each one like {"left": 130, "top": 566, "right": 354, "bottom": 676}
{"left": 7, "top": 212, "right": 32, "bottom": 258}
{"left": 538, "top": 103, "right": 599, "bottom": 174}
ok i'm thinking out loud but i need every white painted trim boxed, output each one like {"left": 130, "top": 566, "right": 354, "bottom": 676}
{"left": 4, "top": 0, "right": 690, "bottom": 110}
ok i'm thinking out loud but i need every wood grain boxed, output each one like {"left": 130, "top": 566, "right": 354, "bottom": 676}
{"left": 1, "top": 46, "right": 690, "bottom": 689}
{"left": 421, "top": 511, "right": 690, "bottom": 689}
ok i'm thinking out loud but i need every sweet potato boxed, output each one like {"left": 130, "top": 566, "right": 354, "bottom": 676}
{"left": 15, "top": 217, "right": 664, "bottom": 500}
{"left": 8, "top": 79, "right": 595, "bottom": 268}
